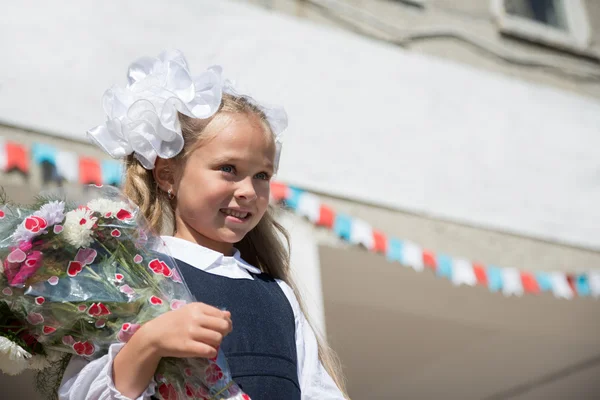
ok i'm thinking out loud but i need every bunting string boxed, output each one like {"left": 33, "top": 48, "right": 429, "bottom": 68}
{"left": 0, "top": 137, "right": 122, "bottom": 185}
{"left": 2, "top": 137, "right": 599, "bottom": 299}
{"left": 270, "top": 182, "right": 600, "bottom": 300}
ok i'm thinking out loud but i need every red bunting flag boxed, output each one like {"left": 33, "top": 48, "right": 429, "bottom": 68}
{"left": 5, "top": 142, "right": 29, "bottom": 173}
{"left": 472, "top": 263, "right": 488, "bottom": 286}
{"left": 423, "top": 250, "right": 437, "bottom": 271}
{"left": 79, "top": 157, "right": 102, "bottom": 185}
{"left": 270, "top": 181, "right": 289, "bottom": 202}
{"left": 520, "top": 271, "right": 540, "bottom": 294}
{"left": 372, "top": 230, "right": 387, "bottom": 253}
{"left": 316, "top": 205, "right": 335, "bottom": 228}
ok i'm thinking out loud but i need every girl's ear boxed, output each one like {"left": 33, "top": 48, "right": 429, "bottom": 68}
{"left": 153, "top": 158, "right": 176, "bottom": 193}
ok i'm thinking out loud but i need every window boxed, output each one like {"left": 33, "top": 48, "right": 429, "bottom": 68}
{"left": 491, "top": 0, "right": 591, "bottom": 53}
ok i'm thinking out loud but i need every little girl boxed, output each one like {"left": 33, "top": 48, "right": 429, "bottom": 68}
{"left": 58, "top": 50, "right": 347, "bottom": 400}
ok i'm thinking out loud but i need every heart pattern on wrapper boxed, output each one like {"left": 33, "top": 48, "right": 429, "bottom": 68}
{"left": 42, "top": 326, "right": 56, "bottom": 335}
{"left": 119, "top": 284, "right": 135, "bottom": 296}
{"left": 25, "top": 258, "right": 38, "bottom": 267}
{"left": 185, "top": 383, "right": 195, "bottom": 398}
{"left": 7, "top": 248, "right": 26, "bottom": 263}
{"left": 170, "top": 299, "right": 186, "bottom": 311}
{"left": 87, "top": 302, "right": 111, "bottom": 316}
{"left": 35, "top": 296, "right": 45, "bottom": 305}
{"left": 148, "top": 259, "right": 172, "bottom": 277}
{"left": 133, "top": 254, "right": 143, "bottom": 264}
{"left": 111, "top": 229, "right": 121, "bottom": 238}
{"left": 117, "top": 323, "right": 141, "bottom": 343}
{"left": 53, "top": 225, "right": 63, "bottom": 234}
{"left": 115, "top": 273, "right": 124, "bottom": 282}
{"left": 47, "top": 276, "right": 59, "bottom": 285}
{"left": 75, "top": 248, "right": 97, "bottom": 265}
{"left": 116, "top": 209, "right": 133, "bottom": 221}
{"left": 149, "top": 296, "right": 163, "bottom": 306}
{"left": 2, "top": 287, "right": 13, "bottom": 296}
{"left": 67, "top": 261, "right": 83, "bottom": 277}
{"left": 62, "top": 335, "right": 75, "bottom": 346}
{"left": 26, "top": 312, "right": 44, "bottom": 325}
{"left": 73, "top": 341, "right": 95, "bottom": 356}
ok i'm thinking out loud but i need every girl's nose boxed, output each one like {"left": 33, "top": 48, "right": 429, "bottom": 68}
{"left": 235, "top": 178, "right": 258, "bottom": 202}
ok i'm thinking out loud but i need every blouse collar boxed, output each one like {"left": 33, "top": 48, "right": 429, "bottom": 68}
{"left": 159, "top": 236, "right": 262, "bottom": 274}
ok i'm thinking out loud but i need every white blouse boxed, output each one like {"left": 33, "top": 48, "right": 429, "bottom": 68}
{"left": 59, "top": 236, "right": 344, "bottom": 400}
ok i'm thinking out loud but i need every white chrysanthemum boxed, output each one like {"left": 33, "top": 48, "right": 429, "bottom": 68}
{"left": 27, "top": 354, "right": 51, "bottom": 371}
{"left": 87, "top": 199, "right": 131, "bottom": 216}
{"left": 0, "top": 336, "right": 32, "bottom": 375}
{"left": 38, "top": 201, "right": 66, "bottom": 226}
{"left": 63, "top": 208, "right": 97, "bottom": 248}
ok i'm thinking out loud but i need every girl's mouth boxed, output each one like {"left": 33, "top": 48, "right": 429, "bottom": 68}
{"left": 220, "top": 208, "right": 251, "bottom": 221}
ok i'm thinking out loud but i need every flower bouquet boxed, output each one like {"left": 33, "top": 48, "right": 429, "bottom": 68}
{"left": 0, "top": 185, "right": 249, "bottom": 400}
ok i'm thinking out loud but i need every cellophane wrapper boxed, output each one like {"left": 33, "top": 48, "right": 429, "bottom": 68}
{"left": 0, "top": 185, "right": 250, "bottom": 400}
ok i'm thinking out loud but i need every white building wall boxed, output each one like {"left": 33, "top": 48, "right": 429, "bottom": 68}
{"left": 1, "top": 0, "right": 599, "bottom": 250}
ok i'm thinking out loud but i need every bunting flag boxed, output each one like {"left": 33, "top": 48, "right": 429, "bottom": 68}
{"left": 386, "top": 238, "right": 403, "bottom": 263}
{"left": 32, "top": 143, "right": 57, "bottom": 166}
{"left": 56, "top": 150, "right": 79, "bottom": 182}
{"left": 350, "top": 218, "right": 374, "bottom": 250}
{"left": 1, "top": 138, "right": 598, "bottom": 301}
{"left": 101, "top": 160, "right": 123, "bottom": 186}
{"left": 5, "top": 141, "right": 28, "bottom": 173}
{"left": 79, "top": 157, "right": 102, "bottom": 185}
{"left": 452, "top": 259, "right": 477, "bottom": 287}
{"left": 296, "top": 192, "right": 321, "bottom": 223}
{"left": 317, "top": 205, "right": 335, "bottom": 228}
{"left": 270, "top": 182, "right": 599, "bottom": 300}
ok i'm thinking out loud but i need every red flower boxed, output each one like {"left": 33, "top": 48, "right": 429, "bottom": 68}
{"left": 9, "top": 251, "right": 44, "bottom": 286}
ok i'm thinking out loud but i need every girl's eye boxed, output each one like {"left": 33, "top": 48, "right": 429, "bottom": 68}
{"left": 220, "top": 165, "right": 235, "bottom": 174}
{"left": 255, "top": 172, "right": 270, "bottom": 181}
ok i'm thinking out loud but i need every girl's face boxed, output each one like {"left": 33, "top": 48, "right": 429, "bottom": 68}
{"left": 172, "top": 113, "right": 275, "bottom": 255}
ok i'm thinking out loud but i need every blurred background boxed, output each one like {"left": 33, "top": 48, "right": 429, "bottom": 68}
{"left": 1, "top": 0, "right": 600, "bottom": 399}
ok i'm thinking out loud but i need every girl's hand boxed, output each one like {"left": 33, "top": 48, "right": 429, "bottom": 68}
{"left": 140, "top": 302, "right": 232, "bottom": 359}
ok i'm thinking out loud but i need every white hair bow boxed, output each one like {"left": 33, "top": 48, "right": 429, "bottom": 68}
{"left": 87, "top": 50, "right": 287, "bottom": 170}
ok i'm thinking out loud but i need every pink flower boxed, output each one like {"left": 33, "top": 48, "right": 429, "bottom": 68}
{"left": 18, "top": 241, "right": 32, "bottom": 253}
{"left": 10, "top": 251, "right": 43, "bottom": 286}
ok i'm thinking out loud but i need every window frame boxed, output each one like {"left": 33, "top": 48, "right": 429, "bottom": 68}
{"left": 491, "top": 0, "right": 592, "bottom": 52}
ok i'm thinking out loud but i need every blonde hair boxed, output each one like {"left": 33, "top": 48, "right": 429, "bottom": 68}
{"left": 123, "top": 94, "right": 348, "bottom": 396}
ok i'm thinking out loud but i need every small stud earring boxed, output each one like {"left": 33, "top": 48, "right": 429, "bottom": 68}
{"left": 167, "top": 189, "right": 175, "bottom": 200}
